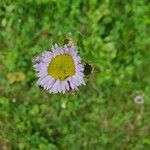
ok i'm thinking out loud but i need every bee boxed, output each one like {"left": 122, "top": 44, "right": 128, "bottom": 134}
{"left": 64, "top": 33, "right": 76, "bottom": 48}
{"left": 83, "top": 62, "right": 93, "bottom": 77}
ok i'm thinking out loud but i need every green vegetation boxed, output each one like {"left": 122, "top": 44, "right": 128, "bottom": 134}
{"left": 0, "top": 0, "right": 150, "bottom": 149}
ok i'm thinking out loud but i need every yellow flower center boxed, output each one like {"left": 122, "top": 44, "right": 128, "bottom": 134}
{"left": 48, "top": 54, "right": 75, "bottom": 80}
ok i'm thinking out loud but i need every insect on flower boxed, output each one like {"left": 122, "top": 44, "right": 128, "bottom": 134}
{"left": 33, "top": 41, "right": 85, "bottom": 94}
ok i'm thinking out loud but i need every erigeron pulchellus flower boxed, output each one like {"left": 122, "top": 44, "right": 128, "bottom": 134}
{"left": 33, "top": 44, "right": 85, "bottom": 94}
{"left": 133, "top": 95, "right": 144, "bottom": 104}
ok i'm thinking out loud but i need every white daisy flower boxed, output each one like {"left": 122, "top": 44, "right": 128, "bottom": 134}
{"left": 33, "top": 44, "right": 85, "bottom": 94}
{"left": 133, "top": 95, "right": 144, "bottom": 104}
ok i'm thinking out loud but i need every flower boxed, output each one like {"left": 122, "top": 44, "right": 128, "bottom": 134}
{"left": 133, "top": 95, "right": 144, "bottom": 104}
{"left": 33, "top": 44, "right": 85, "bottom": 94}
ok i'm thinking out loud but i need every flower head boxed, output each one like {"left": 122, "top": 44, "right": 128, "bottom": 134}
{"left": 33, "top": 44, "right": 85, "bottom": 94}
{"left": 133, "top": 95, "right": 144, "bottom": 104}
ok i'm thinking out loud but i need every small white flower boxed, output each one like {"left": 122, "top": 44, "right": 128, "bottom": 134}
{"left": 33, "top": 44, "right": 85, "bottom": 94}
{"left": 133, "top": 95, "right": 144, "bottom": 104}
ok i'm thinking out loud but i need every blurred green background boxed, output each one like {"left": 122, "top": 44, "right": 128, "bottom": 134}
{"left": 0, "top": 0, "right": 150, "bottom": 149}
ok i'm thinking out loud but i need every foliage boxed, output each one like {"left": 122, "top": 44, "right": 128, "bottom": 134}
{"left": 0, "top": 0, "right": 150, "bottom": 149}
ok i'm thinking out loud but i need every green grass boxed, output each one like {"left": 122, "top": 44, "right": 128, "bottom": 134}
{"left": 0, "top": 0, "right": 150, "bottom": 149}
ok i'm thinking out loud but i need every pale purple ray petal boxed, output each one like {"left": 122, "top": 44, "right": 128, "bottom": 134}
{"left": 54, "top": 43, "right": 58, "bottom": 48}
{"left": 60, "top": 81, "right": 66, "bottom": 93}
{"left": 51, "top": 44, "right": 59, "bottom": 53}
{"left": 76, "top": 64, "right": 84, "bottom": 71}
{"left": 68, "top": 77, "right": 77, "bottom": 89}
{"left": 69, "top": 45, "right": 77, "bottom": 52}
{"left": 33, "top": 64, "right": 41, "bottom": 72}
{"left": 48, "top": 80, "right": 56, "bottom": 93}
{"left": 37, "top": 71, "right": 47, "bottom": 78}
{"left": 51, "top": 45, "right": 56, "bottom": 52}
{"left": 43, "top": 77, "right": 55, "bottom": 90}
{"left": 57, "top": 80, "right": 62, "bottom": 93}
{"left": 42, "top": 56, "right": 51, "bottom": 63}
{"left": 69, "top": 81, "right": 75, "bottom": 90}
{"left": 73, "top": 74, "right": 85, "bottom": 86}
{"left": 37, "top": 76, "right": 50, "bottom": 86}
{"left": 34, "top": 62, "right": 49, "bottom": 72}
{"left": 48, "top": 78, "right": 55, "bottom": 90}
{"left": 50, "top": 80, "right": 60, "bottom": 93}
{"left": 64, "top": 80, "right": 70, "bottom": 91}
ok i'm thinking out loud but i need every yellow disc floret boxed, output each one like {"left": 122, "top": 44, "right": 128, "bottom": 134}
{"left": 48, "top": 54, "right": 75, "bottom": 80}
